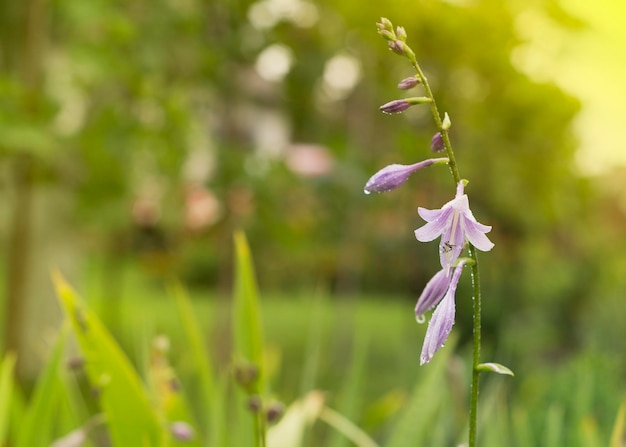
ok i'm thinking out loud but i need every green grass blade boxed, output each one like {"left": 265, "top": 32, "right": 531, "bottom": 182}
{"left": 52, "top": 271, "right": 162, "bottom": 447}
{"left": 232, "top": 231, "right": 265, "bottom": 390}
{"left": 320, "top": 407, "right": 379, "bottom": 447}
{"left": 169, "top": 282, "right": 224, "bottom": 446}
{"left": 16, "top": 327, "right": 68, "bottom": 447}
{"left": 609, "top": 395, "right": 625, "bottom": 447}
{"left": 385, "top": 335, "right": 456, "bottom": 447}
{"left": 0, "top": 353, "right": 17, "bottom": 445}
{"left": 328, "top": 333, "right": 368, "bottom": 447}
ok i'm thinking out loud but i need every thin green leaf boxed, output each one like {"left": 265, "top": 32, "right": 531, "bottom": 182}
{"left": 16, "top": 327, "right": 68, "bottom": 447}
{"left": 169, "top": 282, "right": 224, "bottom": 446}
{"left": 0, "top": 353, "right": 17, "bottom": 445}
{"left": 328, "top": 333, "right": 368, "bottom": 447}
{"left": 320, "top": 407, "right": 379, "bottom": 447}
{"left": 385, "top": 335, "right": 456, "bottom": 447}
{"left": 232, "top": 231, "right": 265, "bottom": 390}
{"left": 52, "top": 271, "right": 162, "bottom": 447}
{"left": 477, "top": 362, "right": 514, "bottom": 376}
{"left": 609, "top": 396, "right": 625, "bottom": 447}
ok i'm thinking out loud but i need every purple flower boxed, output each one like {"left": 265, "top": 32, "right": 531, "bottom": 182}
{"left": 364, "top": 158, "right": 448, "bottom": 194}
{"left": 414, "top": 181, "right": 494, "bottom": 274}
{"left": 414, "top": 268, "right": 450, "bottom": 321}
{"left": 418, "top": 260, "right": 467, "bottom": 365}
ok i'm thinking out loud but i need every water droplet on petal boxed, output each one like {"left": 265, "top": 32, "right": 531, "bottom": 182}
{"left": 416, "top": 314, "right": 425, "bottom": 324}
{"left": 363, "top": 189, "right": 371, "bottom": 195}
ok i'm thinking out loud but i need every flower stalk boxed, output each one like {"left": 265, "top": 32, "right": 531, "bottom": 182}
{"left": 409, "top": 44, "right": 484, "bottom": 447}
{"left": 367, "top": 17, "right": 509, "bottom": 447}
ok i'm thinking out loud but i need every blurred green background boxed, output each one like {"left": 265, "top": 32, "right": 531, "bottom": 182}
{"left": 1, "top": 0, "right": 625, "bottom": 444}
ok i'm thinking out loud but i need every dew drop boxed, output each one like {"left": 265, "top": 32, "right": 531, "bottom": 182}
{"left": 415, "top": 314, "right": 425, "bottom": 324}
{"left": 363, "top": 189, "right": 371, "bottom": 195}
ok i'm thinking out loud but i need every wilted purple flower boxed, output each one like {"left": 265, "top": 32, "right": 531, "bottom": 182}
{"left": 397, "top": 77, "right": 420, "bottom": 90}
{"left": 430, "top": 132, "right": 445, "bottom": 152}
{"left": 364, "top": 158, "right": 448, "bottom": 194}
{"left": 414, "top": 181, "right": 494, "bottom": 274}
{"left": 418, "top": 260, "right": 467, "bottom": 365}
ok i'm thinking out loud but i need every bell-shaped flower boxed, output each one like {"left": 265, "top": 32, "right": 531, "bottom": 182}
{"left": 364, "top": 158, "right": 448, "bottom": 194}
{"left": 414, "top": 181, "right": 494, "bottom": 274}
{"left": 418, "top": 259, "right": 467, "bottom": 365}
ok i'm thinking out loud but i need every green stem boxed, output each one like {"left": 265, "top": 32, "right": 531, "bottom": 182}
{"left": 255, "top": 410, "right": 267, "bottom": 447}
{"left": 407, "top": 48, "right": 482, "bottom": 447}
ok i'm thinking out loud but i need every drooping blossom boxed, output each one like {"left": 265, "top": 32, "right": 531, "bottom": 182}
{"left": 364, "top": 158, "right": 448, "bottom": 194}
{"left": 414, "top": 181, "right": 494, "bottom": 275}
{"left": 417, "top": 259, "right": 467, "bottom": 364}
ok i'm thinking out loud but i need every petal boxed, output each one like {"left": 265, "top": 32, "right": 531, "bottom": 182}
{"left": 417, "top": 207, "right": 443, "bottom": 222}
{"left": 414, "top": 207, "right": 454, "bottom": 242}
{"left": 420, "top": 290, "right": 455, "bottom": 365}
{"left": 414, "top": 269, "right": 450, "bottom": 319}
{"left": 420, "top": 260, "right": 466, "bottom": 365}
{"left": 462, "top": 217, "right": 495, "bottom": 251}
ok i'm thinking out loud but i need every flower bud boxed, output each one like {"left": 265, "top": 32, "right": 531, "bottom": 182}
{"left": 247, "top": 395, "right": 263, "bottom": 413}
{"left": 378, "top": 30, "right": 395, "bottom": 41}
{"left": 396, "top": 26, "right": 407, "bottom": 42}
{"left": 234, "top": 361, "right": 259, "bottom": 392}
{"left": 379, "top": 99, "right": 411, "bottom": 114}
{"left": 266, "top": 402, "right": 285, "bottom": 425}
{"left": 397, "top": 77, "right": 420, "bottom": 90}
{"left": 430, "top": 132, "right": 445, "bottom": 152}
{"left": 364, "top": 158, "right": 448, "bottom": 194}
{"left": 388, "top": 40, "right": 405, "bottom": 55}
{"left": 376, "top": 17, "right": 393, "bottom": 32}
{"left": 170, "top": 421, "right": 195, "bottom": 442}
{"left": 442, "top": 112, "right": 451, "bottom": 130}
{"left": 66, "top": 356, "right": 85, "bottom": 372}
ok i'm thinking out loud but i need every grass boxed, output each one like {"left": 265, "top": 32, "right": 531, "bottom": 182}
{"left": 0, "top": 252, "right": 623, "bottom": 446}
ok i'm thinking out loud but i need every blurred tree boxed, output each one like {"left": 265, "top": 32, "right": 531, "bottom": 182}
{"left": 1, "top": 0, "right": 615, "bottom": 378}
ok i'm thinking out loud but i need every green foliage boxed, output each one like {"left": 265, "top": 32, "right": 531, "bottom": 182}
{"left": 232, "top": 231, "right": 265, "bottom": 390}
{"left": 0, "top": 353, "right": 16, "bottom": 445}
{"left": 15, "top": 328, "right": 68, "bottom": 447}
{"left": 53, "top": 272, "right": 164, "bottom": 447}
{"left": 170, "top": 282, "right": 224, "bottom": 446}
{"left": 385, "top": 335, "right": 455, "bottom": 447}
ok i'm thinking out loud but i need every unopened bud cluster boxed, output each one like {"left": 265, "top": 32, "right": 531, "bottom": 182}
{"left": 234, "top": 361, "right": 259, "bottom": 394}
{"left": 376, "top": 18, "right": 411, "bottom": 56}
{"left": 246, "top": 395, "right": 285, "bottom": 425}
